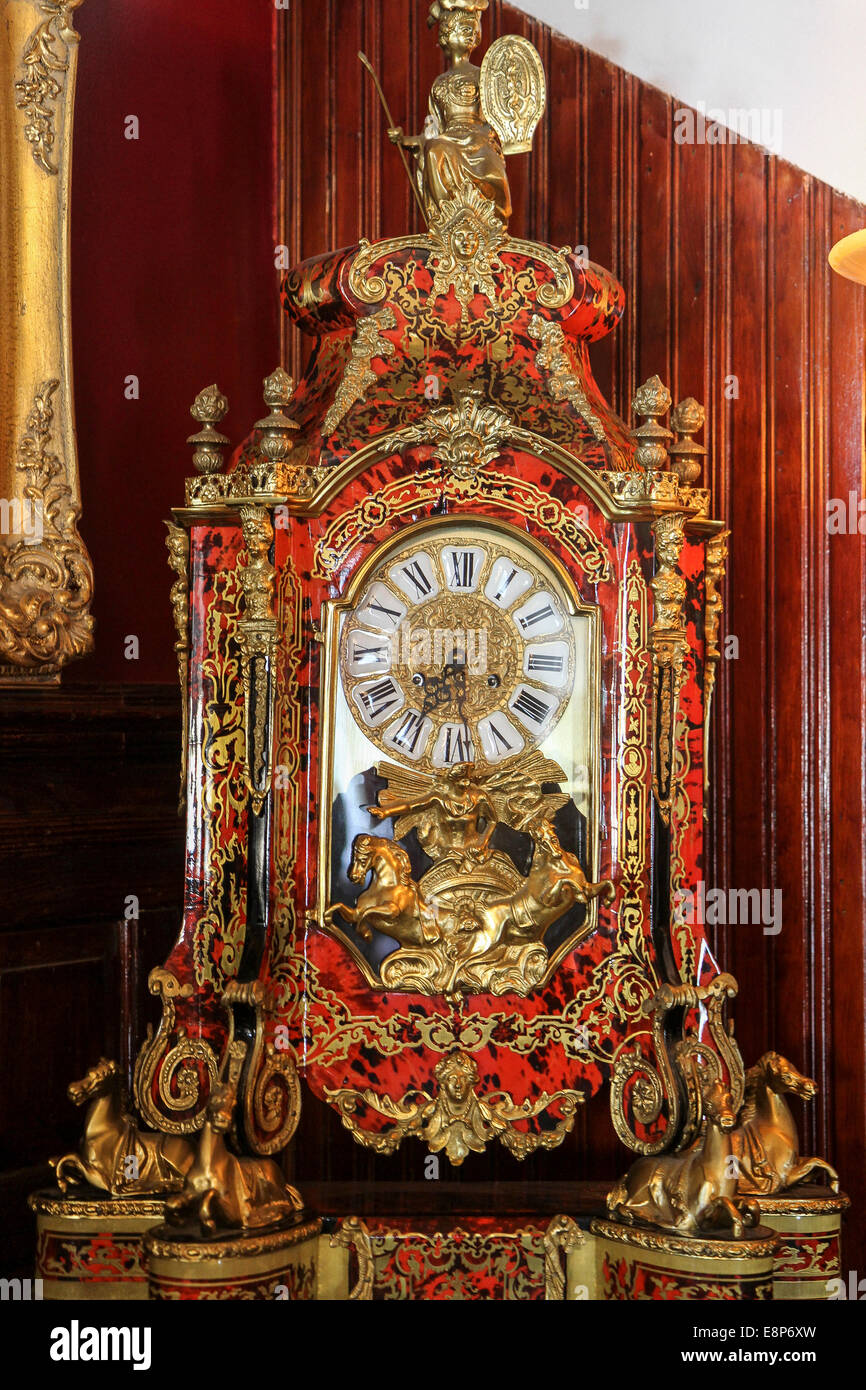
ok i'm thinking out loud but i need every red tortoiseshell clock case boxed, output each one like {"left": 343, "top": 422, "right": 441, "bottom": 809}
{"left": 139, "top": 236, "right": 727, "bottom": 1170}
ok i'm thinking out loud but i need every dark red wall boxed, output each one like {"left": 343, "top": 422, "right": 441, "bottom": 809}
{"left": 70, "top": 0, "right": 279, "bottom": 682}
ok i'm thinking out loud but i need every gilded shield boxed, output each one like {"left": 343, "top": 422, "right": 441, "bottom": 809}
{"left": 480, "top": 35, "right": 547, "bottom": 155}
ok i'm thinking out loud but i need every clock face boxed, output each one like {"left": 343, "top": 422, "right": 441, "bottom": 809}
{"left": 339, "top": 527, "right": 576, "bottom": 772}
{"left": 320, "top": 517, "right": 603, "bottom": 996}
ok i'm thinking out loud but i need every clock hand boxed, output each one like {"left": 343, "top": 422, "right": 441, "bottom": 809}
{"left": 419, "top": 671, "right": 446, "bottom": 715}
{"left": 418, "top": 662, "right": 469, "bottom": 742}
{"left": 448, "top": 656, "right": 472, "bottom": 758}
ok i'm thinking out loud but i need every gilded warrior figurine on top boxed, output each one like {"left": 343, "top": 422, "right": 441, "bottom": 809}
{"left": 386, "top": 0, "right": 546, "bottom": 226}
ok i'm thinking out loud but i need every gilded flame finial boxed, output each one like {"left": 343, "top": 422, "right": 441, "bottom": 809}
{"left": 261, "top": 367, "right": 295, "bottom": 413}
{"left": 187, "top": 383, "right": 229, "bottom": 476}
{"left": 190, "top": 383, "right": 228, "bottom": 427}
{"left": 631, "top": 375, "right": 673, "bottom": 471}
{"left": 669, "top": 397, "right": 707, "bottom": 485}
{"left": 254, "top": 366, "right": 299, "bottom": 468}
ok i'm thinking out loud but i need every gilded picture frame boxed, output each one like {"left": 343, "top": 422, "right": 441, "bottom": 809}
{"left": 0, "top": 0, "right": 93, "bottom": 684}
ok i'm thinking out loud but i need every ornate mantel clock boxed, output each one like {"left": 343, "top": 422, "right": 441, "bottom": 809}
{"left": 33, "top": 0, "right": 846, "bottom": 1302}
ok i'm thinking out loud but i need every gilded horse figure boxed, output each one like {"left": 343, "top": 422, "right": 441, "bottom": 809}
{"left": 477, "top": 818, "right": 615, "bottom": 947}
{"left": 325, "top": 834, "right": 441, "bottom": 949}
{"left": 50, "top": 1058, "right": 194, "bottom": 1195}
{"left": 732, "top": 1052, "right": 840, "bottom": 1195}
{"left": 165, "top": 1075, "right": 302, "bottom": 1234}
{"left": 607, "top": 1079, "right": 760, "bottom": 1239}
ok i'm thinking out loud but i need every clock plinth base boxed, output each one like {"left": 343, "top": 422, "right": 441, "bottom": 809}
{"left": 30, "top": 1189, "right": 167, "bottom": 1301}
{"left": 752, "top": 1187, "right": 849, "bottom": 1300}
{"left": 305, "top": 1183, "right": 794, "bottom": 1300}
{"left": 143, "top": 1214, "right": 322, "bottom": 1301}
{"left": 589, "top": 1218, "right": 778, "bottom": 1301}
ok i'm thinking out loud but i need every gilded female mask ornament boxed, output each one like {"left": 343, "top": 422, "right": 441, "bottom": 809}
{"left": 427, "top": 182, "right": 506, "bottom": 311}
{"left": 326, "top": 1047, "right": 582, "bottom": 1164}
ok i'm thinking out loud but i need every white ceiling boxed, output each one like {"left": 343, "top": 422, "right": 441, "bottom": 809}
{"left": 513, "top": 0, "right": 866, "bottom": 205}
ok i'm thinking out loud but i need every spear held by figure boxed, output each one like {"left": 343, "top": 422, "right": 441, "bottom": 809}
{"left": 358, "top": 51, "right": 427, "bottom": 222}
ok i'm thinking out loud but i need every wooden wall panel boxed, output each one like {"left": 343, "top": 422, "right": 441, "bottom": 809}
{"left": 277, "top": 1, "right": 866, "bottom": 1257}
{"left": 67, "top": 0, "right": 276, "bottom": 684}
{"left": 0, "top": 688, "right": 184, "bottom": 1269}
{"left": 0, "top": 687, "right": 185, "bottom": 928}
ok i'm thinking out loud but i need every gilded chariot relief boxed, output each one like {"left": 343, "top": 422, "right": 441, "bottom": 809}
{"left": 319, "top": 521, "right": 611, "bottom": 997}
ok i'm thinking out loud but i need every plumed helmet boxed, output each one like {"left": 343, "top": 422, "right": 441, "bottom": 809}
{"left": 428, "top": 0, "right": 488, "bottom": 28}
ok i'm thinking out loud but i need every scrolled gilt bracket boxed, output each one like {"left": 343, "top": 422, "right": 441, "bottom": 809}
{"left": 222, "top": 979, "right": 301, "bottom": 1157}
{"left": 161, "top": 1035, "right": 303, "bottom": 1235}
{"left": 670, "top": 972, "right": 745, "bottom": 1151}
{"left": 609, "top": 971, "right": 743, "bottom": 1157}
{"left": 132, "top": 968, "right": 220, "bottom": 1135}
{"left": 1, "top": 3, "right": 93, "bottom": 682}
{"left": 606, "top": 979, "right": 759, "bottom": 1240}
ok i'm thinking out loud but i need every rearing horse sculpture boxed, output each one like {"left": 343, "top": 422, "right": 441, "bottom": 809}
{"left": 325, "top": 834, "right": 441, "bottom": 948}
{"left": 489, "top": 817, "right": 615, "bottom": 946}
{"left": 50, "top": 1057, "right": 194, "bottom": 1195}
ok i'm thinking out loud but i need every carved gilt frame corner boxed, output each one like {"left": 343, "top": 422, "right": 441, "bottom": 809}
{"left": 0, "top": 0, "right": 93, "bottom": 685}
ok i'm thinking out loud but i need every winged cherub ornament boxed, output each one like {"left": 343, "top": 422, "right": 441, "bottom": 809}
{"left": 370, "top": 751, "right": 569, "bottom": 872}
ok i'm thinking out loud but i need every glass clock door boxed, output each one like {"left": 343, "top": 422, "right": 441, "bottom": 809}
{"left": 317, "top": 518, "right": 611, "bottom": 996}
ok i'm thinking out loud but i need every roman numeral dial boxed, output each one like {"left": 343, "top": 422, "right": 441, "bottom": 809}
{"left": 339, "top": 529, "right": 577, "bottom": 771}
